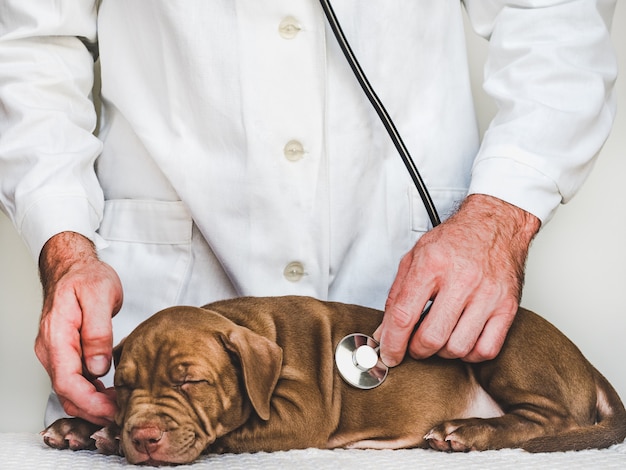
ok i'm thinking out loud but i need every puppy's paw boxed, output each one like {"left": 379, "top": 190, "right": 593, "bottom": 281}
{"left": 424, "top": 424, "right": 470, "bottom": 452}
{"left": 41, "top": 417, "right": 101, "bottom": 451}
{"left": 425, "top": 418, "right": 494, "bottom": 452}
{"left": 91, "top": 424, "right": 121, "bottom": 455}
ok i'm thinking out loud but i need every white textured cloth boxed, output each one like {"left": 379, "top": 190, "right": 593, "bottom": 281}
{"left": 1, "top": 433, "right": 625, "bottom": 470}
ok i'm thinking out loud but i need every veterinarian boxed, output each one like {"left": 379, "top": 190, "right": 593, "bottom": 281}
{"left": 0, "top": 1, "right": 618, "bottom": 428}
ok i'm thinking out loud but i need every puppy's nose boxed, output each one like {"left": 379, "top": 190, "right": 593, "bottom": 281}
{"left": 130, "top": 425, "right": 163, "bottom": 454}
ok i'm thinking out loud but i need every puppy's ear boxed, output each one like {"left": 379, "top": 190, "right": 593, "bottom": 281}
{"left": 112, "top": 338, "right": 126, "bottom": 368}
{"left": 223, "top": 327, "right": 283, "bottom": 421}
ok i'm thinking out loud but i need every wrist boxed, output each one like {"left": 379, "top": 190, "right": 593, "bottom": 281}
{"left": 39, "top": 231, "right": 99, "bottom": 295}
{"left": 461, "top": 194, "right": 541, "bottom": 246}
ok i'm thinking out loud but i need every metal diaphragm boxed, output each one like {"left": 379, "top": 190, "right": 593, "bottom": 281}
{"left": 335, "top": 333, "right": 388, "bottom": 389}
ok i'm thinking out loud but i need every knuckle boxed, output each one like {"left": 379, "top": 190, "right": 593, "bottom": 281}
{"left": 445, "top": 341, "right": 473, "bottom": 359}
{"left": 474, "top": 343, "right": 500, "bottom": 361}
{"left": 61, "top": 400, "right": 79, "bottom": 418}
{"left": 86, "top": 330, "right": 115, "bottom": 347}
{"left": 477, "top": 280, "right": 500, "bottom": 298}
{"left": 398, "top": 251, "right": 414, "bottom": 269}
{"left": 54, "top": 382, "right": 73, "bottom": 400}
{"left": 500, "top": 296, "right": 519, "bottom": 316}
{"left": 386, "top": 303, "right": 416, "bottom": 329}
{"left": 421, "top": 249, "right": 448, "bottom": 274}
{"left": 474, "top": 334, "right": 505, "bottom": 361}
{"left": 417, "top": 330, "right": 446, "bottom": 352}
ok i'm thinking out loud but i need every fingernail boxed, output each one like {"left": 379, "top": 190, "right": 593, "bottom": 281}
{"left": 87, "top": 355, "right": 110, "bottom": 376}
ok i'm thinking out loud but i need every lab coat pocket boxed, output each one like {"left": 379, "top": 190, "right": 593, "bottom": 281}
{"left": 97, "top": 199, "right": 193, "bottom": 331}
{"left": 410, "top": 188, "right": 466, "bottom": 232}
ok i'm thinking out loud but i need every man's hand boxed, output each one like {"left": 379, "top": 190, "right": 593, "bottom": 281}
{"left": 35, "top": 231, "right": 123, "bottom": 425}
{"left": 375, "top": 194, "right": 541, "bottom": 366}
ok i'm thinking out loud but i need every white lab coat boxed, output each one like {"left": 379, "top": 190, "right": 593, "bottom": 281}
{"left": 0, "top": 1, "right": 618, "bottom": 350}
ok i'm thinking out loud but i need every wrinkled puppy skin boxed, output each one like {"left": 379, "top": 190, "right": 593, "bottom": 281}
{"left": 112, "top": 305, "right": 282, "bottom": 465}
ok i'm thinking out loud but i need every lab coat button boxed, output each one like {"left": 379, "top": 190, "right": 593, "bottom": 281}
{"left": 279, "top": 17, "right": 301, "bottom": 39}
{"left": 284, "top": 140, "right": 305, "bottom": 162}
{"left": 284, "top": 261, "right": 306, "bottom": 282}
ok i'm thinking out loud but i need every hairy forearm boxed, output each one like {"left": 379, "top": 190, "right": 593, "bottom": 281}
{"left": 39, "top": 232, "right": 99, "bottom": 298}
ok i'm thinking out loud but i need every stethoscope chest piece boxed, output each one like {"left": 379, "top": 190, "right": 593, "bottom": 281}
{"left": 335, "top": 333, "right": 388, "bottom": 389}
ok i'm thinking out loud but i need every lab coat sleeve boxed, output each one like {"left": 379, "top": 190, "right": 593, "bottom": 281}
{"left": 463, "top": 0, "right": 618, "bottom": 223}
{"left": 0, "top": 1, "right": 104, "bottom": 259}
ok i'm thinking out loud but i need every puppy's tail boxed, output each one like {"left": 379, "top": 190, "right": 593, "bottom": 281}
{"left": 523, "top": 369, "right": 626, "bottom": 452}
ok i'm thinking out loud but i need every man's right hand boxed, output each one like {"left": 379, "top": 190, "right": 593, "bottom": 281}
{"left": 35, "top": 231, "right": 123, "bottom": 425}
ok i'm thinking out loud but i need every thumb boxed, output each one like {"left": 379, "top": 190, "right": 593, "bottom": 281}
{"left": 79, "top": 268, "right": 122, "bottom": 378}
{"left": 82, "top": 311, "right": 113, "bottom": 377}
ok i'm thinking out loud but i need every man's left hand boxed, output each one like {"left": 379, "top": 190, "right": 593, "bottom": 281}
{"left": 375, "top": 194, "right": 541, "bottom": 366}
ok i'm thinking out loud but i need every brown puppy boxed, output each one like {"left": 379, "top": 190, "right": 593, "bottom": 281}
{"left": 42, "top": 296, "right": 626, "bottom": 465}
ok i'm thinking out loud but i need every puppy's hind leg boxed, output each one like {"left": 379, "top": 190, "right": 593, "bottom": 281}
{"left": 424, "top": 412, "right": 552, "bottom": 452}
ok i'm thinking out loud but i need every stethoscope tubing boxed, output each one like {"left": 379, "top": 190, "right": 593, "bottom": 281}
{"left": 318, "top": 0, "right": 442, "bottom": 228}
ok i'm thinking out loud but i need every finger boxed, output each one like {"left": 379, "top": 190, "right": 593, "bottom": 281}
{"left": 76, "top": 278, "right": 118, "bottom": 377}
{"left": 385, "top": 251, "right": 413, "bottom": 307}
{"left": 40, "top": 289, "right": 116, "bottom": 422}
{"left": 377, "top": 304, "right": 418, "bottom": 367}
{"left": 377, "top": 299, "right": 432, "bottom": 340}
{"left": 463, "top": 310, "right": 515, "bottom": 363}
{"left": 59, "top": 384, "right": 117, "bottom": 426}
{"left": 54, "top": 355, "right": 117, "bottom": 425}
{"left": 378, "top": 254, "right": 435, "bottom": 366}
{"left": 375, "top": 255, "right": 412, "bottom": 365}
{"left": 93, "top": 379, "right": 117, "bottom": 401}
{"left": 49, "top": 336, "right": 117, "bottom": 423}
{"left": 379, "top": 297, "right": 432, "bottom": 367}
{"left": 407, "top": 284, "right": 471, "bottom": 359}
{"left": 103, "top": 386, "right": 117, "bottom": 402}
{"left": 435, "top": 302, "right": 489, "bottom": 359}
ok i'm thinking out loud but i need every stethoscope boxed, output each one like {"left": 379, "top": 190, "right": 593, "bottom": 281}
{"left": 335, "top": 302, "right": 432, "bottom": 389}
{"left": 319, "top": 0, "right": 440, "bottom": 389}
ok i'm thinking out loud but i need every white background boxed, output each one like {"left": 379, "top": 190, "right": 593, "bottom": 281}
{"left": 1, "top": 3, "right": 625, "bottom": 433}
